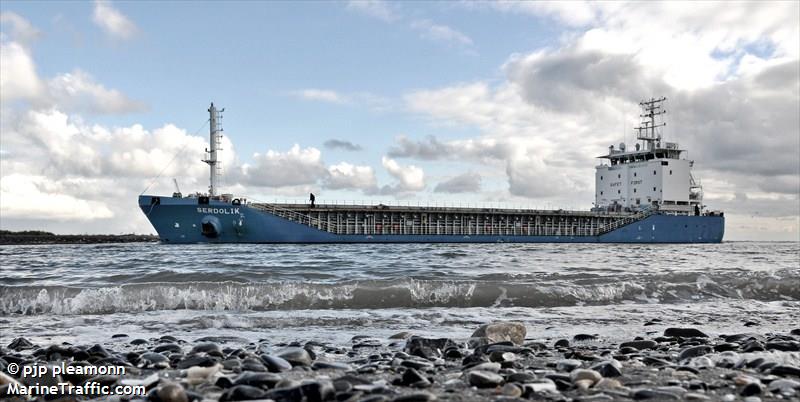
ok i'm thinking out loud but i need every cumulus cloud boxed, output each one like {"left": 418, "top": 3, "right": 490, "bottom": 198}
{"left": 0, "top": 174, "right": 114, "bottom": 221}
{"left": 503, "top": 49, "right": 663, "bottom": 113}
{"left": 400, "top": 1, "right": 799, "bottom": 239}
{"left": 48, "top": 70, "right": 146, "bottom": 114}
{"left": 379, "top": 156, "right": 425, "bottom": 193}
{"left": 324, "top": 139, "right": 363, "bottom": 151}
{"left": 1, "top": 15, "right": 144, "bottom": 114}
{"left": 241, "top": 145, "right": 327, "bottom": 188}
{"left": 325, "top": 162, "right": 377, "bottom": 190}
{"left": 4, "top": 109, "right": 213, "bottom": 179}
{"left": 434, "top": 172, "right": 481, "bottom": 193}
{"left": 0, "top": 40, "right": 44, "bottom": 103}
{"left": 0, "top": 11, "right": 41, "bottom": 45}
{"left": 0, "top": 106, "right": 390, "bottom": 230}
{"left": 92, "top": 0, "right": 138, "bottom": 40}
{"left": 388, "top": 135, "right": 510, "bottom": 162}
{"left": 0, "top": 108, "right": 215, "bottom": 226}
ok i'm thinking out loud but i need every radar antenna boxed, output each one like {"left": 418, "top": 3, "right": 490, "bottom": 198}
{"left": 635, "top": 97, "right": 667, "bottom": 150}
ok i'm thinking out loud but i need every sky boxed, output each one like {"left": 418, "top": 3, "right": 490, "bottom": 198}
{"left": 0, "top": 0, "right": 798, "bottom": 241}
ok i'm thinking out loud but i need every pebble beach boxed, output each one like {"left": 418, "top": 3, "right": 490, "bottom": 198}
{"left": 2, "top": 323, "right": 800, "bottom": 402}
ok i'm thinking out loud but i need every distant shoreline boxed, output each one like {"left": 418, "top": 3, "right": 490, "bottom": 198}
{"left": 0, "top": 230, "right": 158, "bottom": 245}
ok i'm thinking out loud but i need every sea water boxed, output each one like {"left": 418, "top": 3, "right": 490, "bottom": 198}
{"left": 1, "top": 242, "right": 798, "bottom": 346}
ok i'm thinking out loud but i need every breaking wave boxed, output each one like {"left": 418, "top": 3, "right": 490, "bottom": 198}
{"left": 2, "top": 270, "right": 797, "bottom": 315}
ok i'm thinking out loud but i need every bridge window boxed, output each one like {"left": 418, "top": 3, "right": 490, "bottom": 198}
{"left": 618, "top": 174, "right": 621, "bottom": 179}
{"left": 669, "top": 170, "right": 673, "bottom": 175}
{"left": 653, "top": 187, "right": 657, "bottom": 191}
{"left": 634, "top": 172, "right": 637, "bottom": 177}
{"left": 600, "top": 175, "right": 603, "bottom": 180}
{"left": 653, "top": 170, "right": 657, "bottom": 175}
{"left": 618, "top": 190, "right": 621, "bottom": 194}
{"left": 633, "top": 188, "right": 637, "bottom": 193}
{"left": 600, "top": 191, "right": 603, "bottom": 195}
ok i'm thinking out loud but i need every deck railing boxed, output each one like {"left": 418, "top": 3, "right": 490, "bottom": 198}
{"left": 250, "top": 202, "right": 656, "bottom": 237}
{"left": 250, "top": 203, "right": 340, "bottom": 233}
{"left": 595, "top": 208, "right": 656, "bottom": 235}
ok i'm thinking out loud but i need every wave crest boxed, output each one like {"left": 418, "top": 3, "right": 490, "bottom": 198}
{"left": 1, "top": 271, "right": 797, "bottom": 315}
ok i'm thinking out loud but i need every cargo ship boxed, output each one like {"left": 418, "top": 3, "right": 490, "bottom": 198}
{"left": 139, "top": 98, "right": 724, "bottom": 243}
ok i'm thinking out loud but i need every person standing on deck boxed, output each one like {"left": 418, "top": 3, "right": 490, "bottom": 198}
{"left": 310, "top": 193, "right": 316, "bottom": 208}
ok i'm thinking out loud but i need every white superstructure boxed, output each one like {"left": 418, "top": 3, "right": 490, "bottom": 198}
{"left": 594, "top": 97, "right": 703, "bottom": 215}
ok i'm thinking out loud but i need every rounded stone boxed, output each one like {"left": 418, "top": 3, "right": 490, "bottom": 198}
{"left": 678, "top": 345, "right": 711, "bottom": 361}
{"left": 153, "top": 343, "right": 182, "bottom": 353}
{"left": 524, "top": 379, "right": 557, "bottom": 393}
{"left": 470, "top": 322, "right": 527, "bottom": 345}
{"left": 392, "top": 392, "right": 437, "bottom": 402}
{"left": 466, "top": 362, "right": 501, "bottom": 373}
{"left": 141, "top": 352, "right": 170, "bottom": 364}
{"left": 311, "top": 361, "right": 352, "bottom": 371}
{"left": 233, "top": 372, "right": 283, "bottom": 389}
{"left": 177, "top": 355, "right": 215, "bottom": 369}
{"left": 466, "top": 370, "right": 504, "bottom": 388}
{"left": 664, "top": 328, "right": 708, "bottom": 338}
{"left": 389, "top": 332, "right": 412, "bottom": 340}
{"left": 740, "top": 382, "right": 763, "bottom": 396}
{"left": 401, "top": 368, "right": 431, "bottom": 388}
{"left": 620, "top": 340, "right": 658, "bottom": 350}
{"left": 260, "top": 354, "right": 292, "bottom": 372}
{"left": 556, "top": 359, "right": 582, "bottom": 372}
{"left": 219, "top": 385, "right": 266, "bottom": 402}
{"left": 570, "top": 368, "right": 602, "bottom": 384}
{"left": 276, "top": 347, "right": 313, "bottom": 366}
{"left": 190, "top": 343, "right": 221, "bottom": 354}
{"left": 506, "top": 372, "right": 537, "bottom": 383}
{"left": 156, "top": 383, "right": 188, "bottom": 402}
{"left": 501, "top": 383, "right": 522, "bottom": 397}
{"left": 591, "top": 361, "right": 622, "bottom": 377}
{"left": 595, "top": 378, "right": 622, "bottom": 389}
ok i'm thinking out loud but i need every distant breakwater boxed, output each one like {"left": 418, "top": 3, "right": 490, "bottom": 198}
{"left": 0, "top": 230, "right": 158, "bottom": 245}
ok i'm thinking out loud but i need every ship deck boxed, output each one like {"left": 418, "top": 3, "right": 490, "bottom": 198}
{"left": 249, "top": 202, "right": 651, "bottom": 237}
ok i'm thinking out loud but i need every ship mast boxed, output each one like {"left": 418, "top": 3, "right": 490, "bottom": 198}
{"left": 635, "top": 97, "right": 666, "bottom": 151}
{"left": 203, "top": 103, "right": 224, "bottom": 196}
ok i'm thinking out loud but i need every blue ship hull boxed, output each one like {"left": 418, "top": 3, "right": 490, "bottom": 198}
{"left": 139, "top": 195, "right": 724, "bottom": 243}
